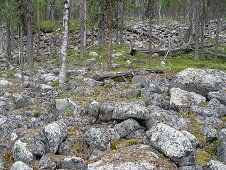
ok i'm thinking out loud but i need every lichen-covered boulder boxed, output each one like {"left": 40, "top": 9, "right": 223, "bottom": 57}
{"left": 87, "top": 101, "right": 100, "bottom": 118}
{"left": 10, "top": 161, "right": 32, "bottom": 170}
{"left": 191, "top": 98, "right": 226, "bottom": 118}
{"left": 12, "top": 140, "right": 33, "bottom": 163}
{"left": 59, "top": 157, "right": 87, "bottom": 170}
{"left": 208, "top": 90, "right": 226, "bottom": 106}
{"left": 38, "top": 155, "right": 56, "bottom": 170}
{"left": 146, "top": 123, "right": 195, "bottom": 166}
{"left": 112, "top": 102, "right": 149, "bottom": 120}
{"left": 34, "top": 121, "right": 67, "bottom": 156}
{"left": 113, "top": 119, "right": 141, "bottom": 138}
{"left": 199, "top": 125, "right": 218, "bottom": 142}
{"left": 84, "top": 127, "right": 120, "bottom": 150}
{"left": 207, "top": 160, "right": 226, "bottom": 170}
{"left": 172, "top": 68, "right": 226, "bottom": 97}
{"left": 88, "top": 145, "right": 178, "bottom": 170}
{"left": 170, "top": 88, "right": 206, "bottom": 110}
{"left": 217, "top": 135, "right": 226, "bottom": 164}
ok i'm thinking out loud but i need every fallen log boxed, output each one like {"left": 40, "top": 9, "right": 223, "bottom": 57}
{"left": 130, "top": 43, "right": 216, "bottom": 56}
{"left": 93, "top": 69, "right": 164, "bottom": 81}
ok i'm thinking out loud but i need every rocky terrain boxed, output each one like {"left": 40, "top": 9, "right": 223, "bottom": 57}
{"left": 0, "top": 19, "right": 226, "bottom": 170}
{"left": 0, "top": 61, "right": 226, "bottom": 170}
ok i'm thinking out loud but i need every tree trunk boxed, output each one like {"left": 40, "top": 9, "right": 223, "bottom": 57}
{"left": 99, "top": 0, "right": 105, "bottom": 46}
{"left": 148, "top": 0, "right": 153, "bottom": 67}
{"left": 91, "top": 26, "right": 94, "bottom": 45}
{"left": 200, "top": 0, "right": 205, "bottom": 56}
{"left": 214, "top": 0, "right": 221, "bottom": 62}
{"left": 194, "top": 0, "right": 201, "bottom": 60}
{"left": 119, "top": 0, "right": 124, "bottom": 45}
{"left": 5, "top": 0, "right": 11, "bottom": 63}
{"left": 158, "top": 0, "right": 162, "bottom": 19}
{"left": 80, "top": 0, "right": 87, "bottom": 57}
{"left": 19, "top": 25, "right": 24, "bottom": 88}
{"left": 37, "top": 0, "right": 41, "bottom": 56}
{"left": 50, "top": 0, "right": 56, "bottom": 21}
{"left": 59, "top": 0, "right": 70, "bottom": 84}
{"left": 27, "top": 0, "right": 34, "bottom": 68}
{"left": 108, "top": 0, "right": 113, "bottom": 71}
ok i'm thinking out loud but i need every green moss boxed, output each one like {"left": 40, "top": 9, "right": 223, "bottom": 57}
{"left": 220, "top": 116, "right": 226, "bottom": 121}
{"left": 110, "top": 139, "right": 140, "bottom": 150}
{"left": 207, "top": 137, "right": 223, "bottom": 155}
{"left": 200, "top": 103, "right": 209, "bottom": 108}
{"left": 65, "top": 110, "right": 74, "bottom": 117}
{"left": 191, "top": 126, "right": 206, "bottom": 147}
{"left": 196, "top": 149, "right": 211, "bottom": 166}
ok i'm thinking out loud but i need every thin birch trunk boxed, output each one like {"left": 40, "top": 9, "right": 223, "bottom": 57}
{"left": 214, "top": 0, "right": 221, "bottom": 62}
{"left": 59, "top": 0, "right": 70, "bottom": 84}
{"left": 37, "top": 0, "right": 41, "bottom": 56}
{"left": 80, "top": 0, "right": 87, "bottom": 57}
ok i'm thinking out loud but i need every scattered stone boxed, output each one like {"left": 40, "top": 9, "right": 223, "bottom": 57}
{"left": 208, "top": 90, "right": 226, "bottom": 106}
{"left": 10, "top": 161, "right": 32, "bottom": 170}
{"left": 146, "top": 123, "right": 195, "bottom": 166}
{"left": 12, "top": 140, "right": 33, "bottom": 163}
{"left": 172, "top": 68, "right": 226, "bottom": 97}
{"left": 59, "top": 157, "right": 87, "bottom": 170}
{"left": 207, "top": 160, "right": 226, "bottom": 170}
{"left": 87, "top": 101, "right": 100, "bottom": 118}
{"left": 38, "top": 155, "right": 56, "bottom": 170}
{"left": 170, "top": 88, "right": 206, "bottom": 110}
{"left": 88, "top": 145, "right": 178, "bottom": 170}
{"left": 114, "top": 119, "right": 141, "bottom": 138}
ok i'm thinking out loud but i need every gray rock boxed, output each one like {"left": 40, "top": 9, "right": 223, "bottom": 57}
{"left": 59, "top": 157, "right": 87, "bottom": 170}
{"left": 0, "top": 79, "right": 11, "bottom": 88}
{"left": 208, "top": 90, "right": 226, "bottom": 106}
{"left": 179, "top": 165, "right": 203, "bottom": 170}
{"left": 88, "top": 101, "right": 100, "bottom": 118}
{"left": 146, "top": 123, "right": 195, "bottom": 166}
{"left": 146, "top": 93, "right": 170, "bottom": 109}
{"left": 88, "top": 145, "right": 178, "bottom": 170}
{"left": 114, "top": 119, "right": 141, "bottom": 138}
{"left": 170, "top": 88, "right": 206, "bottom": 110}
{"left": 38, "top": 155, "right": 56, "bottom": 170}
{"left": 181, "top": 130, "right": 199, "bottom": 148}
{"left": 145, "top": 106, "right": 190, "bottom": 130}
{"left": 34, "top": 121, "right": 67, "bottom": 155}
{"left": 10, "top": 161, "right": 33, "bottom": 170}
{"left": 126, "top": 129, "right": 149, "bottom": 144}
{"left": 196, "top": 115, "right": 223, "bottom": 125}
{"left": 12, "top": 140, "right": 33, "bottom": 163}
{"left": 84, "top": 127, "right": 119, "bottom": 150}
{"left": 14, "top": 94, "right": 32, "bottom": 109}
{"left": 112, "top": 102, "right": 149, "bottom": 120}
{"left": 99, "top": 101, "right": 117, "bottom": 121}
{"left": 131, "top": 76, "right": 150, "bottom": 87}
{"left": 207, "top": 160, "right": 226, "bottom": 170}
{"left": 40, "top": 73, "right": 57, "bottom": 83}
{"left": 172, "top": 68, "right": 226, "bottom": 97}
{"left": 83, "top": 78, "right": 103, "bottom": 87}
{"left": 217, "top": 136, "right": 226, "bottom": 164}
{"left": 200, "top": 125, "right": 218, "bottom": 142}
{"left": 191, "top": 98, "right": 226, "bottom": 118}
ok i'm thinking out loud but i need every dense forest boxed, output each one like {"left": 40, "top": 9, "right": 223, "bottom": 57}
{"left": 0, "top": 0, "right": 226, "bottom": 170}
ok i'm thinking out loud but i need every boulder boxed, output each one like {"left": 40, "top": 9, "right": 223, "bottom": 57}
{"left": 88, "top": 145, "right": 178, "bottom": 170}
{"left": 10, "top": 161, "right": 32, "bottom": 170}
{"left": 145, "top": 106, "right": 190, "bottom": 130}
{"left": 217, "top": 135, "right": 226, "bottom": 164}
{"left": 208, "top": 90, "right": 226, "bottom": 106}
{"left": 12, "top": 140, "right": 33, "bottom": 163}
{"left": 59, "top": 157, "right": 87, "bottom": 170}
{"left": 87, "top": 101, "right": 100, "bottom": 118}
{"left": 34, "top": 121, "right": 67, "bottom": 155}
{"left": 112, "top": 102, "right": 149, "bottom": 120}
{"left": 0, "top": 79, "right": 11, "bottom": 88}
{"left": 146, "top": 123, "right": 195, "bottom": 166}
{"left": 84, "top": 127, "right": 120, "bottom": 150}
{"left": 190, "top": 98, "right": 226, "bottom": 118}
{"left": 199, "top": 125, "right": 218, "bottom": 142}
{"left": 207, "top": 160, "right": 226, "bottom": 170}
{"left": 113, "top": 119, "right": 141, "bottom": 138}
{"left": 38, "top": 155, "right": 56, "bottom": 170}
{"left": 170, "top": 88, "right": 206, "bottom": 110}
{"left": 172, "top": 68, "right": 226, "bottom": 97}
